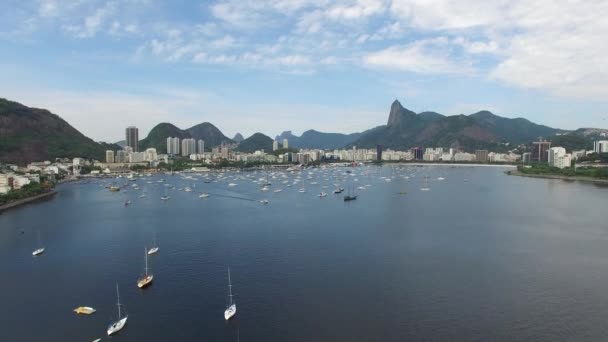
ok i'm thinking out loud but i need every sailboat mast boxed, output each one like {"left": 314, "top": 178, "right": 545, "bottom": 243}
{"left": 227, "top": 267, "right": 233, "bottom": 305}
{"left": 116, "top": 283, "right": 121, "bottom": 319}
{"left": 144, "top": 247, "right": 148, "bottom": 276}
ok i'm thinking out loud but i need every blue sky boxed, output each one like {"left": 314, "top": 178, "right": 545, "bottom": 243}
{"left": 1, "top": 0, "right": 607, "bottom": 142}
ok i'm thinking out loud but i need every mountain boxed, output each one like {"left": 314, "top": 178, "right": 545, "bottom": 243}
{"left": 233, "top": 133, "right": 244, "bottom": 142}
{"left": 469, "top": 110, "right": 559, "bottom": 143}
{"left": 352, "top": 100, "right": 564, "bottom": 151}
{"left": 236, "top": 133, "right": 274, "bottom": 153}
{"left": 0, "top": 98, "right": 120, "bottom": 164}
{"left": 275, "top": 129, "right": 364, "bottom": 149}
{"left": 139, "top": 123, "right": 190, "bottom": 153}
{"left": 139, "top": 122, "right": 232, "bottom": 153}
{"left": 186, "top": 122, "right": 232, "bottom": 148}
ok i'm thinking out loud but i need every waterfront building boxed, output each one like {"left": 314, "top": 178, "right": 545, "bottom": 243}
{"left": 454, "top": 152, "right": 475, "bottom": 162}
{"left": 411, "top": 147, "right": 423, "bottom": 160}
{"left": 167, "top": 137, "right": 180, "bottom": 155}
{"left": 522, "top": 152, "right": 531, "bottom": 164}
{"left": 283, "top": 139, "right": 289, "bottom": 149}
{"left": 0, "top": 173, "right": 11, "bottom": 194}
{"left": 125, "top": 126, "right": 139, "bottom": 152}
{"left": 594, "top": 140, "right": 608, "bottom": 153}
{"left": 116, "top": 150, "right": 127, "bottom": 163}
{"left": 145, "top": 148, "right": 158, "bottom": 162}
{"left": 197, "top": 140, "right": 205, "bottom": 154}
{"left": 182, "top": 138, "right": 196, "bottom": 157}
{"left": 129, "top": 152, "right": 146, "bottom": 163}
{"left": 548, "top": 147, "right": 572, "bottom": 169}
{"left": 475, "top": 150, "right": 489, "bottom": 162}
{"left": 272, "top": 140, "right": 278, "bottom": 151}
{"left": 532, "top": 141, "right": 551, "bottom": 162}
{"left": 376, "top": 145, "right": 383, "bottom": 161}
{"left": 106, "top": 150, "right": 115, "bottom": 164}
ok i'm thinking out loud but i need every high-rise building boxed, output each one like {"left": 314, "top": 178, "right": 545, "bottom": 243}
{"left": 181, "top": 138, "right": 196, "bottom": 157}
{"left": 105, "top": 150, "right": 115, "bottom": 164}
{"left": 282, "top": 139, "right": 288, "bottom": 149}
{"left": 167, "top": 137, "right": 180, "bottom": 155}
{"left": 411, "top": 147, "right": 423, "bottom": 160}
{"left": 116, "top": 150, "right": 127, "bottom": 163}
{"left": 145, "top": 148, "right": 158, "bottom": 162}
{"left": 532, "top": 141, "right": 551, "bottom": 162}
{"left": 594, "top": 140, "right": 608, "bottom": 153}
{"left": 197, "top": 139, "right": 205, "bottom": 154}
{"left": 376, "top": 145, "right": 383, "bottom": 161}
{"left": 273, "top": 140, "right": 279, "bottom": 151}
{"left": 548, "top": 147, "right": 572, "bottom": 169}
{"left": 522, "top": 152, "right": 532, "bottom": 164}
{"left": 125, "top": 126, "right": 139, "bottom": 152}
{"left": 475, "top": 150, "right": 489, "bottom": 162}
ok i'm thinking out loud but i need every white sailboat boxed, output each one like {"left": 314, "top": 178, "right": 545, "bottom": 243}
{"left": 107, "top": 283, "right": 128, "bottom": 336}
{"left": 137, "top": 247, "right": 154, "bottom": 288}
{"left": 32, "top": 231, "right": 45, "bottom": 256}
{"left": 420, "top": 176, "right": 431, "bottom": 191}
{"left": 224, "top": 267, "right": 237, "bottom": 320}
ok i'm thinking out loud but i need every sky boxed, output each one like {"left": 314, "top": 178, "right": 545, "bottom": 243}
{"left": 1, "top": 0, "right": 607, "bottom": 142}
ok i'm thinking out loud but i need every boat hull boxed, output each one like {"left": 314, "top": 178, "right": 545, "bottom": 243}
{"left": 224, "top": 304, "right": 237, "bottom": 320}
{"left": 137, "top": 275, "right": 154, "bottom": 288}
{"left": 107, "top": 316, "right": 128, "bottom": 336}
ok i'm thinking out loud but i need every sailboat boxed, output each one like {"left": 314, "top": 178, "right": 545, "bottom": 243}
{"left": 160, "top": 187, "right": 170, "bottom": 201}
{"left": 343, "top": 183, "right": 357, "bottom": 201}
{"left": 148, "top": 234, "right": 159, "bottom": 255}
{"left": 224, "top": 267, "right": 237, "bottom": 320}
{"left": 420, "top": 176, "right": 431, "bottom": 191}
{"left": 107, "top": 283, "right": 128, "bottom": 336}
{"left": 137, "top": 247, "right": 154, "bottom": 288}
{"left": 32, "top": 231, "right": 45, "bottom": 256}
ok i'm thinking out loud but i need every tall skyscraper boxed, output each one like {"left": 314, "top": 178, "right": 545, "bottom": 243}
{"left": 376, "top": 145, "right": 383, "bottom": 161}
{"left": 167, "top": 137, "right": 180, "bottom": 155}
{"left": 532, "top": 141, "right": 551, "bottom": 162}
{"left": 197, "top": 139, "right": 205, "bottom": 154}
{"left": 125, "top": 126, "right": 139, "bottom": 152}
{"left": 282, "top": 139, "right": 288, "bottom": 149}
{"left": 273, "top": 140, "right": 279, "bottom": 151}
{"left": 181, "top": 138, "right": 196, "bottom": 157}
{"left": 106, "top": 150, "right": 115, "bottom": 163}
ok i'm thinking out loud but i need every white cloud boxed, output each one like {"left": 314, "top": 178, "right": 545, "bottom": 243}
{"left": 363, "top": 38, "right": 473, "bottom": 74}
{"left": 326, "top": 0, "right": 386, "bottom": 20}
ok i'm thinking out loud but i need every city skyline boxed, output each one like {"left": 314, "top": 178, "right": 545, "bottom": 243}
{"left": 1, "top": 0, "right": 608, "bottom": 142}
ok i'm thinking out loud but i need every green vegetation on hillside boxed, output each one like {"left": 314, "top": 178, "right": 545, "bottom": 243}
{"left": 0, "top": 98, "right": 120, "bottom": 164}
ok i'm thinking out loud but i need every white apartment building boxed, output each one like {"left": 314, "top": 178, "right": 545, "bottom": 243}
{"left": 548, "top": 147, "right": 572, "bottom": 169}
{"left": 181, "top": 138, "right": 196, "bottom": 157}
{"left": 167, "top": 137, "right": 180, "bottom": 155}
{"left": 594, "top": 140, "right": 608, "bottom": 153}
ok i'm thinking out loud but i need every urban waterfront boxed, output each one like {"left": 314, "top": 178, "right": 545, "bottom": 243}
{"left": 2, "top": 165, "right": 608, "bottom": 341}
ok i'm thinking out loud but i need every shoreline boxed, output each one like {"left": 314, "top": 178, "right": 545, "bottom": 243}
{"left": 506, "top": 170, "right": 608, "bottom": 185}
{"left": 0, "top": 191, "right": 58, "bottom": 214}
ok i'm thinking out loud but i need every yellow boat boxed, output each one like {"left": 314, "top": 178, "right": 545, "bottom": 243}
{"left": 74, "top": 306, "right": 96, "bottom": 315}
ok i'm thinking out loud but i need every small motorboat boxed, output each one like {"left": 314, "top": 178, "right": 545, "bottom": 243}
{"left": 74, "top": 306, "right": 96, "bottom": 315}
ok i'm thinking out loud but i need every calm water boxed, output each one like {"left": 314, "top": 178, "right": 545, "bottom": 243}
{"left": 1, "top": 165, "right": 608, "bottom": 341}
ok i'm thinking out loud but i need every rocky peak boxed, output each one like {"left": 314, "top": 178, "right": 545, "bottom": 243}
{"left": 387, "top": 99, "right": 416, "bottom": 127}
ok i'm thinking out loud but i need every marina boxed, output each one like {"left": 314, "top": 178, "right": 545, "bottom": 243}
{"left": 2, "top": 164, "right": 608, "bottom": 341}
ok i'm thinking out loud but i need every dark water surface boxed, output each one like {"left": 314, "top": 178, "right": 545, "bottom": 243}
{"left": 1, "top": 165, "right": 608, "bottom": 341}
